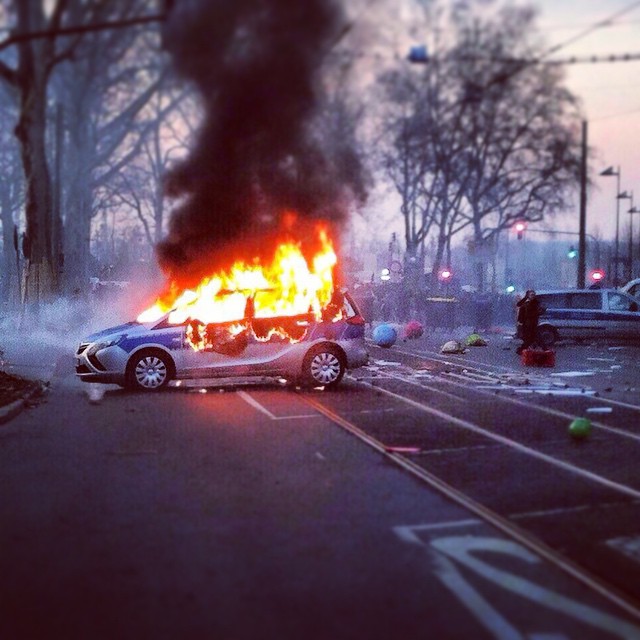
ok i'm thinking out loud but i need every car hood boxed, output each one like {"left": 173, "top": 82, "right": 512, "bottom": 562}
{"left": 82, "top": 321, "right": 145, "bottom": 343}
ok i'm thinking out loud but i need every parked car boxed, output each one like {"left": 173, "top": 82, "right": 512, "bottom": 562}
{"left": 76, "top": 289, "right": 368, "bottom": 391}
{"left": 532, "top": 288, "right": 640, "bottom": 346}
{"left": 620, "top": 278, "right": 640, "bottom": 299}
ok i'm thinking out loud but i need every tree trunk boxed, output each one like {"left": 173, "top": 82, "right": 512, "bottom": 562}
{"left": 63, "top": 186, "right": 92, "bottom": 294}
{"left": 0, "top": 196, "right": 17, "bottom": 304}
{"left": 15, "top": 41, "right": 57, "bottom": 303}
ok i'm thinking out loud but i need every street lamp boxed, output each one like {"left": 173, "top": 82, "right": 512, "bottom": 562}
{"left": 618, "top": 191, "right": 633, "bottom": 281}
{"left": 629, "top": 204, "right": 640, "bottom": 280}
{"left": 600, "top": 166, "right": 621, "bottom": 286}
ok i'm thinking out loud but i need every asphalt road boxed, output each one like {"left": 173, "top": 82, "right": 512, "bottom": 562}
{"left": 2, "top": 331, "right": 640, "bottom": 639}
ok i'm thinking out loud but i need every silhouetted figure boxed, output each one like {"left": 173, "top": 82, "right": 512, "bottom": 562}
{"left": 516, "top": 290, "right": 544, "bottom": 354}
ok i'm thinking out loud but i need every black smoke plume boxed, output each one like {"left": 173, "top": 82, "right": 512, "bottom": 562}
{"left": 159, "top": 0, "right": 366, "bottom": 287}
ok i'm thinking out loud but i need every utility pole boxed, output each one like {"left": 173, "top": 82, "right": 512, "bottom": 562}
{"left": 578, "top": 120, "right": 587, "bottom": 289}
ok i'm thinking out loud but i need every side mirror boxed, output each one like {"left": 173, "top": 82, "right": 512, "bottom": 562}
{"left": 630, "top": 301, "right": 638, "bottom": 312}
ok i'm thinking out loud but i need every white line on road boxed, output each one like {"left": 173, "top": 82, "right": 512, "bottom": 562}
{"left": 302, "top": 394, "right": 640, "bottom": 622}
{"left": 236, "top": 390, "right": 277, "bottom": 420}
{"left": 382, "top": 368, "right": 640, "bottom": 445}
{"left": 361, "top": 381, "right": 640, "bottom": 501}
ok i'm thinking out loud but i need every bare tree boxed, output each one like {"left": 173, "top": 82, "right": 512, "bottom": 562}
{"left": 109, "top": 90, "right": 197, "bottom": 251}
{"left": 376, "top": 2, "right": 583, "bottom": 291}
{"left": 0, "top": 0, "right": 164, "bottom": 303}
{"left": 0, "top": 99, "right": 24, "bottom": 303}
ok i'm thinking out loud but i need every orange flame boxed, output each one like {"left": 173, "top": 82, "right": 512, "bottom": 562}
{"left": 137, "top": 228, "right": 338, "bottom": 350}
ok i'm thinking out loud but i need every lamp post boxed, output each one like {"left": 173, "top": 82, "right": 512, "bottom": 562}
{"left": 629, "top": 203, "right": 640, "bottom": 280}
{"left": 600, "top": 166, "right": 621, "bottom": 286}
{"left": 618, "top": 191, "right": 633, "bottom": 281}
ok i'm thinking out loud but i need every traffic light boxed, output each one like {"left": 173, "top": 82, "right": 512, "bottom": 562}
{"left": 505, "top": 284, "right": 516, "bottom": 294}
{"left": 567, "top": 246, "right": 578, "bottom": 259}
{"left": 514, "top": 221, "right": 526, "bottom": 240}
{"left": 590, "top": 269, "right": 605, "bottom": 283}
{"left": 439, "top": 268, "right": 453, "bottom": 281}
{"left": 380, "top": 267, "right": 391, "bottom": 282}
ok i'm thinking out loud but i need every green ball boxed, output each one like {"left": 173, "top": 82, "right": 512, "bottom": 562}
{"left": 569, "top": 417, "right": 591, "bottom": 439}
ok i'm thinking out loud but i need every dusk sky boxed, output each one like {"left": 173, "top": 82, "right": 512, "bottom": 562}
{"left": 360, "top": 0, "right": 640, "bottom": 249}
{"left": 536, "top": 0, "right": 640, "bottom": 242}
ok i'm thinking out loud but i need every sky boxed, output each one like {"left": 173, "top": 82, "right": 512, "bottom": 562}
{"left": 535, "top": 0, "right": 640, "bottom": 243}
{"left": 354, "top": 0, "right": 640, "bottom": 251}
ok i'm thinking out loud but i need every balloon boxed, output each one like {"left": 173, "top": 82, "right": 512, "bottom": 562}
{"left": 373, "top": 323, "right": 398, "bottom": 348}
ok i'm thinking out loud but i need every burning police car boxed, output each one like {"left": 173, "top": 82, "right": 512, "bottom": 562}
{"left": 75, "top": 288, "right": 368, "bottom": 391}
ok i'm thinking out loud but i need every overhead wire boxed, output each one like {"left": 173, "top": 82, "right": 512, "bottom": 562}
{"left": 543, "top": 0, "right": 640, "bottom": 58}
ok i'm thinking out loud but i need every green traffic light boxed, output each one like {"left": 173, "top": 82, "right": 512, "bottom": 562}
{"left": 567, "top": 246, "right": 577, "bottom": 259}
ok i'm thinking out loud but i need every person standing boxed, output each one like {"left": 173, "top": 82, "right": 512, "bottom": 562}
{"left": 516, "top": 290, "right": 544, "bottom": 354}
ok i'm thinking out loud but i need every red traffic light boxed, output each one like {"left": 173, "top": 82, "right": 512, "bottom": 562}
{"left": 590, "top": 269, "right": 605, "bottom": 282}
{"left": 514, "top": 221, "right": 526, "bottom": 240}
{"left": 439, "top": 268, "right": 453, "bottom": 280}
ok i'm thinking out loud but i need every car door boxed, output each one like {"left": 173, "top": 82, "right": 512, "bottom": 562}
{"left": 240, "top": 290, "right": 314, "bottom": 374}
{"left": 605, "top": 291, "right": 640, "bottom": 338}
{"left": 566, "top": 291, "right": 603, "bottom": 338}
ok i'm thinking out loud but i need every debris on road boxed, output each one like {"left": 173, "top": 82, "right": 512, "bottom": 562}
{"left": 465, "top": 333, "right": 487, "bottom": 347}
{"left": 373, "top": 324, "right": 397, "bottom": 348}
{"left": 569, "top": 417, "right": 592, "bottom": 439}
{"left": 441, "top": 340, "right": 466, "bottom": 354}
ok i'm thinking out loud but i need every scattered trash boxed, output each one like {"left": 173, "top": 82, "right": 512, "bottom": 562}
{"left": 87, "top": 384, "right": 105, "bottom": 405}
{"left": 441, "top": 340, "right": 466, "bottom": 354}
{"left": 373, "top": 360, "right": 402, "bottom": 367}
{"left": 550, "top": 371, "right": 595, "bottom": 378}
{"left": 373, "top": 323, "right": 398, "bottom": 348}
{"left": 521, "top": 348, "right": 555, "bottom": 367}
{"left": 586, "top": 407, "right": 613, "bottom": 414}
{"left": 384, "top": 445, "right": 422, "bottom": 454}
{"left": 466, "top": 333, "right": 487, "bottom": 347}
{"left": 569, "top": 417, "right": 592, "bottom": 439}
{"left": 404, "top": 320, "right": 424, "bottom": 339}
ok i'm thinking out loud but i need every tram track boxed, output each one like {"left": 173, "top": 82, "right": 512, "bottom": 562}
{"left": 294, "top": 341, "right": 640, "bottom": 619}
{"left": 299, "top": 389, "right": 640, "bottom": 623}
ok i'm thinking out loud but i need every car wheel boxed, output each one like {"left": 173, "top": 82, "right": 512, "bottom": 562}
{"left": 537, "top": 325, "right": 557, "bottom": 348}
{"left": 126, "top": 350, "right": 173, "bottom": 391}
{"left": 302, "top": 345, "right": 345, "bottom": 389}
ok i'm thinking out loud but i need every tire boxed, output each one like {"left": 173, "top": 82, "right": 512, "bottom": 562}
{"left": 126, "top": 349, "right": 174, "bottom": 391}
{"left": 302, "top": 345, "right": 346, "bottom": 389}
{"left": 537, "top": 325, "right": 557, "bottom": 348}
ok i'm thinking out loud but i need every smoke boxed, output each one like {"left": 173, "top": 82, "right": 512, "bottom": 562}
{"left": 158, "top": 0, "right": 367, "bottom": 287}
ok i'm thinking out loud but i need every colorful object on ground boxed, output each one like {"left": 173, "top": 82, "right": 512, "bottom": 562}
{"left": 569, "top": 417, "right": 592, "bottom": 439}
{"left": 405, "top": 320, "right": 424, "bottom": 339}
{"left": 521, "top": 349, "right": 555, "bottom": 367}
{"left": 373, "top": 323, "right": 398, "bottom": 348}
{"left": 466, "top": 333, "right": 487, "bottom": 346}
{"left": 441, "top": 340, "right": 466, "bottom": 354}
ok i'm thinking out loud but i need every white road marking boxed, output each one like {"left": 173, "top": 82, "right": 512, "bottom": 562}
{"left": 393, "top": 521, "right": 481, "bottom": 542}
{"left": 236, "top": 390, "right": 277, "bottom": 420}
{"left": 509, "top": 501, "right": 640, "bottom": 521}
{"left": 382, "top": 369, "right": 640, "bottom": 445}
{"left": 303, "top": 393, "right": 640, "bottom": 621}
{"left": 364, "top": 381, "right": 640, "bottom": 501}
{"left": 606, "top": 536, "right": 640, "bottom": 565}
{"left": 432, "top": 536, "right": 640, "bottom": 638}
{"left": 433, "top": 550, "right": 525, "bottom": 640}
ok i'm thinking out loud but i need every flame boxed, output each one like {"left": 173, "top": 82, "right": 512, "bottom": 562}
{"left": 137, "top": 228, "right": 339, "bottom": 351}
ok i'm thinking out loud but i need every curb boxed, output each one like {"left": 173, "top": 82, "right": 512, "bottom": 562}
{"left": 0, "top": 383, "right": 46, "bottom": 427}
